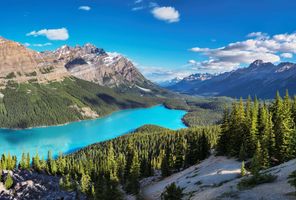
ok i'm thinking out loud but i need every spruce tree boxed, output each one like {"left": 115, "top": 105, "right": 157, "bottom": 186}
{"left": 161, "top": 145, "right": 171, "bottom": 177}
{"left": 4, "top": 173, "right": 13, "bottom": 189}
{"left": 251, "top": 141, "right": 263, "bottom": 176}
{"left": 126, "top": 152, "right": 140, "bottom": 194}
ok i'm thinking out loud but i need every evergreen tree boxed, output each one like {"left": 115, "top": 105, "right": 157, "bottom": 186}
{"left": 161, "top": 183, "right": 183, "bottom": 200}
{"left": 4, "top": 173, "right": 13, "bottom": 189}
{"left": 161, "top": 145, "right": 172, "bottom": 177}
{"left": 126, "top": 152, "right": 140, "bottom": 194}
{"left": 241, "top": 161, "right": 246, "bottom": 177}
{"left": 216, "top": 107, "right": 230, "bottom": 155}
{"left": 251, "top": 141, "right": 263, "bottom": 176}
{"left": 174, "top": 136, "right": 184, "bottom": 171}
{"left": 19, "top": 152, "right": 26, "bottom": 170}
{"left": 80, "top": 172, "right": 91, "bottom": 194}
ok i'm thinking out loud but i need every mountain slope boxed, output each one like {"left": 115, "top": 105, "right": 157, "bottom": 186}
{"left": 168, "top": 60, "right": 296, "bottom": 98}
{"left": 0, "top": 78, "right": 158, "bottom": 128}
{"left": 142, "top": 156, "right": 296, "bottom": 200}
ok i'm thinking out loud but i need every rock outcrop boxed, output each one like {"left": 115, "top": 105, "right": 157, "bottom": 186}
{"left": 0, "top": 37, "right": 69, "bottom": 86}
{"left": 0, "top": 170, "right": 85, "bottom": 200}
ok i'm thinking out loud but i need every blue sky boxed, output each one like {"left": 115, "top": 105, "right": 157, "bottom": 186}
{"left": 1, "top": 0, "right": 296, "bottom": 82}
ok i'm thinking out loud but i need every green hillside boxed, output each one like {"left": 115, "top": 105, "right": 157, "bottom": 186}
{"left": 0, "top": 78, "right": 159, "bottom": 128}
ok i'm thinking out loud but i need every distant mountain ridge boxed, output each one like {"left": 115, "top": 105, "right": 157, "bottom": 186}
{"left": 167, "top": 60, "right": 296, "bottom": 98}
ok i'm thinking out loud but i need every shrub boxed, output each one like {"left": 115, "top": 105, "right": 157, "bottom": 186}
{"left": 5, "top": 72, "right": 16, "bottom": 79}
{"left": 288, "top": 171, "right": 296, "bottom": 193}
{"left": 161, "top": 183, "right": 183, "bottom": 200}
{"left": 238, "top": 173, "right": 277, "bottom": 190}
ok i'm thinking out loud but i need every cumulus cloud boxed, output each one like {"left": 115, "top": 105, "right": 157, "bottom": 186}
{"left": 26, "top": 28, "right": 69, "bottom": 41}
{"left": 151, "top": 6, "right": 180, "bottom": 23}
{"left": 189, "top": 32, "right": 296, "bottom": 73}
{"left": 79, "top": 6, "right": 91, "bottom": 11}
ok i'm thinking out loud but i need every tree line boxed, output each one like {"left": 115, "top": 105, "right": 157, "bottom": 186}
{"left": 217, "top": 91, "right": 296, "bottom": 169}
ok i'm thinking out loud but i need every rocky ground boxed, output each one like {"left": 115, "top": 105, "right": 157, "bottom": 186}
{"left": 141, "top": 156, "right": 296, "bottom": 200}
{"left": 0, "top": 170, "right": 84, "bottom": 200}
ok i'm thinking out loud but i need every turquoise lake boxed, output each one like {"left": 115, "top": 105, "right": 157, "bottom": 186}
{"left": 0, "top": 105, "right": 187, "bottom": 160}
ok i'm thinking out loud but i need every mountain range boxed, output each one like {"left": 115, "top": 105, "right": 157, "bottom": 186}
{"left": 167, "top": 60, "right": 296, "bottom": 98}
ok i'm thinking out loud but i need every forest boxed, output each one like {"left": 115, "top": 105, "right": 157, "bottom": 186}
{"left": 0, "top": 78, "right": 159, "bottom": 128}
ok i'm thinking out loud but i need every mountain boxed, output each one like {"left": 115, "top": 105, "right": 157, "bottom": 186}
{"left": 0, "top": 37, "right": 159, "bottom": 94}
{"left": 158, "top": 77, "right": 183, "bottom": 87}
{"left": 168, "top": 60, "right": 296, "bottom": 98}
{"left": 166, "top": 73, "right": 214, "bottom": 92}
{"left": 0, "top": 37, "right": 164, "bottom": 128}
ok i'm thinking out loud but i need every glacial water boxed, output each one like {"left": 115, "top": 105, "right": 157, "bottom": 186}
{"left": 0, "top": 105, "right": 187, "bottom": 160}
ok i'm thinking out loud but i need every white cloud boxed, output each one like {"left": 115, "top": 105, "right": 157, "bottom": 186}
{"left": 79, "top": 6, "right": 91, "bottom": 11}
{"left": 23, "top": 42, "right": 52, "bottom": 47}
{"left": 189, "top": 32, "right": 296, "bottom": 73}
{"left": 139, "top": 66, "right": 194, "bottom": 82}
{"left": 33, "top": 43, "right": 52, "bottom": 47}
{"left": 132, "top": 6, "right": 144, "bottom": 11}
{"left": 281, "top": 53, "right": 293, "bottom": 58}
{"left": 134, "top": 0, "right": 143, "bottom": 4}
{"left": 151, "top": 6, "right": 180, "bottom": 23}
{"left": 26, "top": 28, "right": 69, "bottom": 41}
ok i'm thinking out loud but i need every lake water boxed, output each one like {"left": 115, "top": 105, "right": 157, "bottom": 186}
{"left": 0, "top": 105, "right": 187, "bottom": 160}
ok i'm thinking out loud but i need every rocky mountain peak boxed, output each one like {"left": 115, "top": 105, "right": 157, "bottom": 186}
{"left": 0, "top": 37, "right": 69, "bottom": 85}
{"left": 251, "top": 60, "right": 264, "bottom": 66}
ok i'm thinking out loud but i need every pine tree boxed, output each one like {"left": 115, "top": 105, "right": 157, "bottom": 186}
{"left": 251, "top": 141, "right": 263, "bottom": 176}
{"left": 241, "top": 161, "right": 246, "bottom": 177}
{"left": 106, "top": 143, "right": 118, "bottom": 182}
{"left": 161, "top": 145, "right": 171, "bottom": 177}
{"left": 19, "top": 152, "right": 26, "bottom": 170}
{"left": 4, "top": 173, "right": 13, "bottom": 189}
{"left": 80, "top": 172, "right": 91, "bottom": 194}
{"left": 217, "top": 107, "right": 230, "bottom": 155}
{"left": 26, "top": 153, "right": 30, "bottom": 169}
{"left": 126, "top": 152, "right": 140, "bottom": 194}
{"left": 174, "top": 136, "right": 184, "bottom": 171}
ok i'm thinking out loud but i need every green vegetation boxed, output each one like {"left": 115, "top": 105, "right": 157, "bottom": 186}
{"left": 238, "top": 174, "right": 277, "bottom": 190}
{"left": 4, "top": 173, "right": 14, "bottom": 189}
{"left": 289, "top": 171, "right": 296, "bottom": 193}
{"left": 161, "top": 183, "right": 183, "bottom": 200}
{"left": 0, "top": 78, "right": 159, "bottom": 128}
{"left": 217, "top": 91, "right": 296, "bottom": 166}
{"left": 164, "top": 96, "right": 232, "bottom": 126}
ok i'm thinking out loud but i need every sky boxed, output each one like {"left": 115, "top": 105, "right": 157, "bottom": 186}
{"left": 1, "top": 0, "right": 296, "bottom": 82}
